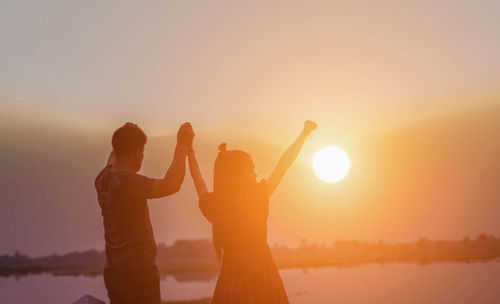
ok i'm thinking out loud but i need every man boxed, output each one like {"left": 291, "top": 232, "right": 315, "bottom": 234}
{"left": 94, "top": 122, "right": 194, "bottom": 304}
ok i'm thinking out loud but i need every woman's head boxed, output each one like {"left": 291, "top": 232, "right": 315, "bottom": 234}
{"left": 213, "top": 143, "right": 257, "bottom": 194}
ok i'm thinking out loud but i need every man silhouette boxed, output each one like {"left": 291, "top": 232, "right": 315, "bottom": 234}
{"left": 94, "top": 122, "right": 194, "bottom": 304}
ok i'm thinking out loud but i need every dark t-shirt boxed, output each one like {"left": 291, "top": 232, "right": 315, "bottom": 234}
{"left": 94, "top": 165, "right": 157, "bottom": 270}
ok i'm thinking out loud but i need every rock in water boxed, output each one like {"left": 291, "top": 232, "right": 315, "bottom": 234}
{"left": 72, "top": 295, "right": 105, "bottom": 304}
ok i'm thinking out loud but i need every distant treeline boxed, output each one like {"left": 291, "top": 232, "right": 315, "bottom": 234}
{"left": 0, "top": 239, "right": 216, "bottom": 269}
{"left": 2, "top": 234, "right": 500, "bottom": 274}
{"left": 272, "top": 234, "right": 500, "bottom": 267}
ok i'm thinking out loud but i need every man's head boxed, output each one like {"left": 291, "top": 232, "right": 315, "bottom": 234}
{"left": 112, "top": 122, "right": 147, "bottom": 172}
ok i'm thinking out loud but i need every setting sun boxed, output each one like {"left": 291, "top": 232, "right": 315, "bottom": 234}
{"left": 313, "top": 146, "right": 350, "bottom": 183}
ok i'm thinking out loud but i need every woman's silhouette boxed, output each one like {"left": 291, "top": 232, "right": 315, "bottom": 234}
{"left": 187, "top": 120, "right": 317, "bottom": 303}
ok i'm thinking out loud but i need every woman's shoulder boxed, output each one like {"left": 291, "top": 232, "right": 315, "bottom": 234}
{"left": 257, "top": 179, "right": 270, "bottom": 197}
{"left": 253, "top": 179, "right": 270, "bottom": 207}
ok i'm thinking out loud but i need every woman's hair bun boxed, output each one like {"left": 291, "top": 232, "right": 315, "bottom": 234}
{"left": 218, "top": 143, "right": 227, "bottom": 152}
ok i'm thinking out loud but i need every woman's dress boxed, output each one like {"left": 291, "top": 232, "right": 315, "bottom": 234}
{"left": 199, "top": 180, "right": 289, "bottom": 304}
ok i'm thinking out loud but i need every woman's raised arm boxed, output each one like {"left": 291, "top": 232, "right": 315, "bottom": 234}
{"left": 267, "top": 120, "right": 317, "bottom": 195}
{"left": 188, "top": 146, "right": 209, "bottom": 197}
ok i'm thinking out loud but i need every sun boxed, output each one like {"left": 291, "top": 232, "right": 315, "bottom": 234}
{"left": 313, "top": 146, "right": 350, "bottom": 183}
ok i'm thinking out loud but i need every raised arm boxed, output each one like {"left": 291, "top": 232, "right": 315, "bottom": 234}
{"left": 184, "top": 125, "right": 208, "bottom": 196}
{"left": 267, "top": 120, "right": 317, "bottom": 195}
{"left": 149, "top": 123, "right": 193, "bottom": 199}
{"left": 106, "top": 150, "right": 116, "bottom": 167}
{"left": 188, "top": 150, "right": 209, "bottom": 197}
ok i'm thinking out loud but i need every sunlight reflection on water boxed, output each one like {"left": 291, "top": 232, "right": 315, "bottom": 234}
{"left": 1, "top": 262, "right": 500, "bottom": 304}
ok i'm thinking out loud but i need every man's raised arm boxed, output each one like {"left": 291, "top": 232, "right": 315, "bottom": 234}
{"left": 106, "top": 150, "right": 116, "bottom": 167}
{"left": 149, "top": 123, "right": 194, "bottom": 199}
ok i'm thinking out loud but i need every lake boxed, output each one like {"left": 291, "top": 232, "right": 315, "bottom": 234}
{"left": 1, "top": 261, "right": 500, "bottom": 303}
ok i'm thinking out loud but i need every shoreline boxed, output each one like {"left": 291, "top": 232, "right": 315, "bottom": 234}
{"left": 2, "top": 255, "right": 499, "bottom": 278}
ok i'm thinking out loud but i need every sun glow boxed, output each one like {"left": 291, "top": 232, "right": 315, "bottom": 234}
{"left": 313, "top": 146, "right": 350, "bottom": 183}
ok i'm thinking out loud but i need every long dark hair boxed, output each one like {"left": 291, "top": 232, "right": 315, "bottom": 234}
{"left": 211, "top": 143, "right": 253, "bottom": 261}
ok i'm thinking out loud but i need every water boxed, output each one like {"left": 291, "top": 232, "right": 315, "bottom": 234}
{"left": 1, "top": 261, "right": 500, "bottom": 304}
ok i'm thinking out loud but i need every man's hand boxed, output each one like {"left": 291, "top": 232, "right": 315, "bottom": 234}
{"left": 303, "top": 120, "right": 317, "bottom": 135}
{"left": 177, "top": 122, "right": 195, "bottom": 151}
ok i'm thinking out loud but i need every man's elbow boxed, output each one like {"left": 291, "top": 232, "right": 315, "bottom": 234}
{"left": 171, "top": 183, "right": 182, "bottom": 194}
{"left": 166, "top": 179, "right": 183, "bottom": 195}
{"left": 153, "top": 182, "right": 182, "bottom": 198}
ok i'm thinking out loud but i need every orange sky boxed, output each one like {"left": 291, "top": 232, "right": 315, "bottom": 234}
{"left": 1, "top": 1, "right": 499, "bottom": 135}
{"left": 1, "top": 1, "right": 500, "bottom": 255}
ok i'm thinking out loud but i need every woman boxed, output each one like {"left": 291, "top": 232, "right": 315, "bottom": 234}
{"left": 187, "top": 120, "right": 317, "bottom": 303}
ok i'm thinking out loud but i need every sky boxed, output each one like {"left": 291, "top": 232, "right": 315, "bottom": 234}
{"left": 1, "top": 0, "right": 500, "bottom": 255}
{"left": 1, "top": 1, "right": 499, "bottom": 135}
